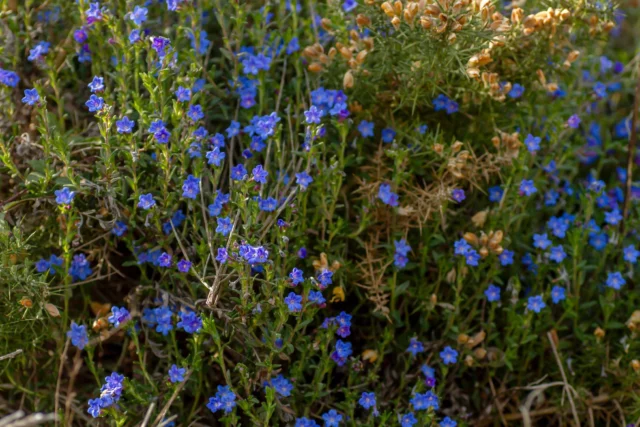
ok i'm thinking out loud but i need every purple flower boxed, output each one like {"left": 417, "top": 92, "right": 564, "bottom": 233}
{"left": 331, "top": 339, "right": 352, "bottom": 366}
{"left": 28, "top": 41, "right": 50, "bottom": 62}
{"left": 451, "top": 189, "right": 465, "bottom": 203}
{"left": 177, "top": 259, "right": 191, "bottom": 273}
{"left": 567, "top": 114, "right": 581, "bottom": 129}
{"left": 343, "top": 0, "right": 358, "bottom": 12}
{"left": 216, "top": 248, "right": 228, "bottom": 264}
{"left": 74, "top": 28, "right": 88, "bottom": 43}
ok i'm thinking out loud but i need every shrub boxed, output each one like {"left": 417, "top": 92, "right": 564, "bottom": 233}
{"left": 0, "top": 0, "right": 639, "bottom": 425}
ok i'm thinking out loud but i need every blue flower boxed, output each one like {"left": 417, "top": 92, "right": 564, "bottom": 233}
{"left": 116, "top": 116, "right": 135, "bottom": 134}
{"left": 168, "top": 364, "right": 186, "bottom": 383}
{"left": 343, "top": 0, "right": 358, "bottom": 12}
{"left": 252, "top": 164, "right": 268, "bottom": 184}
{"left": 411, "top": 391, "right": 439, "bottom": 410}
{"left": 284, "top": 292, "right": 303, "bottom": 312}
{"left": 378, "top": 183, "right": 399, "bottom": 206}
{"left": 0, "top": 69, "right": 20, "bottom": 87}
{"left": 286, "top": 37, "right": 300, "bottom": 55}
{"left": 129, "top": 29, "right": 141, "bottom": 44}
{"left": 67, "top": 322, "right": 89, "bottom": 350}
{"left": 606, "top": 272, "right": 625, "bottom": 290}
{"left": 547, "top": 216, "right": 569, "bottom": 238}
{"left": 177, "top": 311, "right": 202, "bottom": 334}
{"left": 129, "top": 5, "right": 148, "bottom": 25}
{"left": 499, "top": 249, "right": 514, "bottom": 266}
{"left": 440, "top": 346, "right": 458, "bottom": 365}
{"left": 551, "top": 286, "right": 566, "bottom": 304}
{"left": 216, "top": 217, "right": 233, "bottom": 236}
{"left": 359, "top": 392, "right": 377, "bottom": 410}
{"left": 331, "top": 339, "right": 352, "bottom": 366}
{"left": 485, "top": 284, "right": 501, "bottom": 302}
{"left": 488, "top": 186, "right": 503, "bottom": 202}
{"left": 69, "top": 254, "right": 92, "bottom": 281}
{"left": 108, "top": 306, "right": 131, "bottom": 327}
{"left": 231, "top": 164, "right": 248, "bottom": 181}
{"left": 440, "top": 417, "right": 457, "bottom": 427}
{"left": 28, "top": 41, "right": 50, "bottom": 61}
{"left": 187, "top": 104, "right": 205, "bottom": 121}
{"left": 226, "top": 121, "right": 241, "bottom": 138}
{"left": 22, "top": 88, "right": 39, "bottom": 105}
{"left": 207, "top": 385, "right": 237, "bottom": 413}
{"left": 508, "top": 83, "right": 524, "bottom": 99}
{"left": 604, "top": 209, "right": 622, "bottom": 225}
{"left": 295, "top": 417, "right": 319, "bottom": 427}
{"left": 400, "top": 412, "right": 418, "bottom": 427}
{"left": 153, "top": 306, "right": 174, "bottom": 335}
{"left": 464, "top": 249, "right": 481, "bottom": 266}
{"left": 549, "top": 245, "right": 567, "bottom": 263}
{"left": 407, "top": 337, "right": 424, "bottom": 356}
{"left": 308, "top": 290, "right": 326, "bottom": 306}
{"left": 527, "top": 295, "right": 546, "bottom": 313}
{"left": 87, "top": 398, "right": 102, "bottom": 418}
{"left": 258, "top": 197, "right": 277, "bottom": 211}
{"left": 382, "top": 128, "right": 396, "bottom": 143}
{"left": 289, "top": 268, "right": 304, "bottom": 285}
{"left": 85, "top": 94, "right": 104, "bottom": 112}
{"left": 322, "top": 409, "right": 343, "bottom": 427}
{"left": 175, "top": 86, "right": 191, "bottom": 102}
{"left": 88, "top": 76, "right": 104, "bottom": 93}
{"left": 317, "top": 269, "right": 334, "bottom": 289}
{"left": 138, "top": 193, "right": 156, "bottom": 210}
{"left": 216, "top": 248, "right": 228, "bottom": 264}
{"left": 588, "top": 232, "right": 608, "bottom": 251}
{"left": 519, "top": 179, "right": 537, "bottom": 196}
{"left": 295, "top": 171, "right": 314, "bottom": 190}
{"left": 533, "top": 233, "right": 551, "bottom": 249}
{"left": 358, "top": 120, "right": 374, "bottom": 138}
{"left": 265, "top": 375, "right": 293, "bottom": 397}
{"left": 55, "top": 187, "right": 75, "bottom": 205}
{"left": 624, "top": 245, "right": 639, "bottom": 263}
{"left": 524, "top": 134, "right": 541, "bottom": 153}
{"left": 206, "top": 147, "right": 226, "bottom": 167}
{"left": 182, "top": 175, "right": 200, "bottom": 199}
{"left": 304, "top": 105, "right": 324, "bottom": 124}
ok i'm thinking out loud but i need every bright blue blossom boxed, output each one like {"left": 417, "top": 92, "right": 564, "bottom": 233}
{"left": 67, "top": 322, "right": 89, "bottom": 350}
{"left": 606, "top": 272, "right": 625, "bottom": 290}
{"left": 485, "top": 284, "right": 501, "bottom": 302}
{"left": 168, "top": 364, "right": 186, "bottom": 383}
{"left": 284, "top": 292, "right": 303, "bottom": 312}
{"left": 177, "top": 311, "right": 202, "bottom": 334}
{"left": 22, "top": 88, "right": 39, "bottom": 105}
{"left": 440, "top": 346, "right": 458, "bottom": 365}
{"left": 527, "top": 295, "right": 546, "bottom": 313}
{"left": 55, "top": 187, "right": 75, "bottom": 205}
{"left": 551, "top": 286, "right": 566, "bottom": 304}
{"left": 138, "top": 193, "right": 156, "bottom": 210}
{"left": 108, "top": 306, "right": 131, "bottom": 327}
{"left": 358, "top": 120, "right": 374, "bottom": 138}
{"left": 378, "top": 183, "right": 399, "bottom": 206}
{"left": 407, "top": 337, "right": 424, "bottom": 356}
{"left": 116, "top": 116, "right": 135, "bottom": 134}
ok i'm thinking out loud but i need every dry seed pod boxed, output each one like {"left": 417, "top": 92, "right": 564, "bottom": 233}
{"left": 458, "top": 334, "right": 470, "bottom": 344}
{"left": 447, "top": 33, "right": 457, "bottom": 43}
{"left": 362, "top": 37, "right": 374, "bottom": 50}
{"left": 479, "top": 247, "right": 489, "bottom": 258}
{"left": 474, "top": 347, "right": 487, "bottom": 359}
{"left": 356, "top": 14, "right": 371, "bottom": 26}
{"left": 391, "top": 16, "right": 401, "bottom": 29}
{"left": 467, "top": 67, "right": 480, "bottom": 79}
{"left": 464, "top": 355, "right": 475, "bottom": 367}
{"left": 328, "top": 47, "right": 337, "bottom": 59}
{"left": 381, "top": 2, "right": 395, "bottom": 17}
{"left": 471, "top": 210, "right": 488, "bottom": 228}
{"left": 343, "top": 71, "right": 354, "bottom": 89}
{"left": 511, "top": 7, "right": 524, "bottom": 23}
{"left": 321, "top": 18, "right": 332, "bottom": 31}
{"left": 594, "top": 327, "right": 605, "bottom": 339}
{"left": 631, "top": 360, "right": 640, "bottom": 372}
{"left": 393, "top": 0, "right": 403, "bottom": 15}
{"left": 420, "top": 16, "right": 433, "bottom": 29}
{"left": 446, "top": 268, "right": 456, "bottom": 283}
{"left": 339, "top": 47, "right": 352, "bottom": 60}
{"left": 318, "top": 54, "right": 330, "bottom": 65}
{"left": 308, "top": 62, "right": 323, "bottom": 73}
{"left": 348, "top": 58, "right": 358, "bottom": 69}
{"left": 356, "top": 50, "right": 368, "bottom": 64}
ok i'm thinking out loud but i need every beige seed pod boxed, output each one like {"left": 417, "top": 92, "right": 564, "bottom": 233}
{"left": 594, "top": 327, "right": 605, "bottom": 339}
{"left": 321, "top": 18, "right": 332, "bottom": 31}
{"left": 356, "top": 50, "right": 368, "bottom": 64}
{"left": 343, "top": 70, "right": 354, "bottom": 89}
{"left": 631, "top": 360, "right": 640, "bottom": 372}
{"left": 463, "top": 232, "right": 479, "bottom": 246}
{"left": 381, "top": 2, "right": 395, "bottom": 17}
{"left": 511, "top": 7, "right": 524, "bottom": 23}
{"left": 356, "top": 14, "right": 371, "bottom": 27}
{"left": 420, "top": 16, "right": 433, "bottom": 29}
{"left": 391, "top": 16, "right": 401, "bottom": 29}
{"left": 339, "top": 47, "right": 352, "bottom": 60}
{"left": 308, "top": 62, "right": 323, "bottom": 73}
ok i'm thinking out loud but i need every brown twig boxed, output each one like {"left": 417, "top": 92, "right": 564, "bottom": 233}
{"left": 151, "top": 370, "right": 192, "bottom": 426}
{"left": 622, "top": 65, "right": 640, "bottom": 235}
{"left": 547, "top": 332, "right": 580, "bottom": 426}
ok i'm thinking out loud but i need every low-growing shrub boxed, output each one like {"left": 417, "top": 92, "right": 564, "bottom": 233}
{"left": 0, "top": 0, "right": 639, "bottom": 425}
